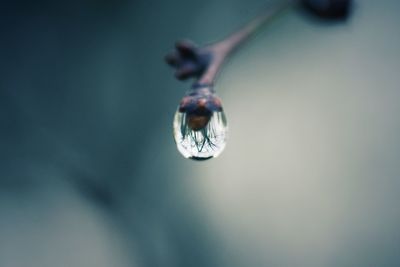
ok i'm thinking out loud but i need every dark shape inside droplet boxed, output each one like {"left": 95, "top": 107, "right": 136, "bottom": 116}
{"left": 187, "top": 114, "right": 211, "bottom": 131}
{"left": 190, "top": 155, "right": 213, "bottom": 161}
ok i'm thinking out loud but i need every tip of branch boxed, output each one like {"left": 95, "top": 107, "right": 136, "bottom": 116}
{"left": 301, "top": 0, "right": 353, "bottom": 20}
{"left": 165, "top": 39, "right": 211, "bottom": 82}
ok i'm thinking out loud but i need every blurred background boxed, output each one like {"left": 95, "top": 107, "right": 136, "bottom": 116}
{"left": 1, "top": 0, "right": 400, "bottom": 266}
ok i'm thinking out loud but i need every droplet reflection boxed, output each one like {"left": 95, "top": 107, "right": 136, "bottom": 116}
{"left": 173, "top": 86, "right": 228, "bottom": 160}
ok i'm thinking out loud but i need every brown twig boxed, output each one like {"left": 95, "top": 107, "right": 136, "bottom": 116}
{"left": 197, "top": 0, "right": 297, "bottom": 86}
{"left": 166, "top": 0, "right": 297, "bottom": 88}
{"left": 165, "top": 0, "right": 352, "bottom": 88}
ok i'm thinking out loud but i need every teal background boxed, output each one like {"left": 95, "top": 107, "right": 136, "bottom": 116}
{"left": 1, "top": 0, "right": 400, "bottom": 266}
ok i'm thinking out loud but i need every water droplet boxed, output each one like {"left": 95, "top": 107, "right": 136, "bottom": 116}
{"left": 173, "top": 85, "right": 228, "bottom": 160}
{"left": 173, "top": 108, "right": 228, "bottom": 160}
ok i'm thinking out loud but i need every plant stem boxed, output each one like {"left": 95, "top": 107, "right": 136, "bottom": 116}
{"left": 197, "top": 0, "right": 298, "bottom": 86}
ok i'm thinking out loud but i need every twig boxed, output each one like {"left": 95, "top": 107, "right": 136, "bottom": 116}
{"left": 165, "top": 0, "right": 297, "bottom": 88}
{"left": 165, "top": 0, "right": 352, "bottom": 89}
{"left": 197, "top": 0, "right": 297, "bottom": 86}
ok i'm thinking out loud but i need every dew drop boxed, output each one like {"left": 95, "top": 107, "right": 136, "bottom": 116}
{"left": 173, "top": 85, "right": 228, "bottom": 160}
{"left": 173, "top": 84, "right": 228, "bottom": 160}
{"left": 173, "top": 108, "right": 228, "bottom": 160}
